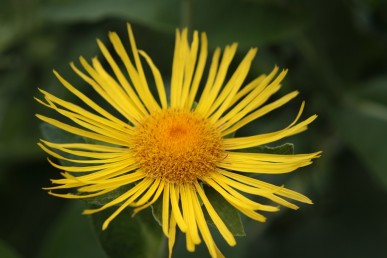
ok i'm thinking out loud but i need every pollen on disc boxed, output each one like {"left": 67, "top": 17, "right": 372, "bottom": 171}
{"left": 131, "top": 109, "right": 224, "bottom": 183}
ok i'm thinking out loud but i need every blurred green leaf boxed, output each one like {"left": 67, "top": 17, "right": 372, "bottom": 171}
{"left": 40, "top": 0, "right": 179, "bottom": 31}
{"left": 335, "top": 105, "right": 387, "bottom": 189}
{"left": 0, "top": 240, "right": 21, "bottom": 258}
{"left": 40, "top": 0, "right": 305, "bottom": 48}
{"left": 335, "top": 77, "right": 387, "bottom": 189}
{"left": 151, "top": 197, "right": 163, "bottom": 227}
{"left": 352, "top": 76, "right": 387, "bottom": 105}
{"left": 40, "top": 122, "right": 83, "bottom": 144}
{"left": 204, "top": 185, "right": 246, "bottom": 237}
{"left": 85, "top": 185, "right": 133, "bottom": 206}
{"left": 37, "top": 202, "right": 108, "bottom": 258}
{"left": 193, "top": 0, "right": 306, "bottom": 48}
{"left": 250, "top": 143, "right": 295, "bottom": 155}
{"left": 92, "top": 207, "right": 163, "bottom": 258}
{"left": 235, "top": 143, "right": 295, "bottom": 156}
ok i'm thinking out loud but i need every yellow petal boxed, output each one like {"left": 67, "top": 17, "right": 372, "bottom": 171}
{"left": 194, "top": 182, "right": 236, "bottom": 246}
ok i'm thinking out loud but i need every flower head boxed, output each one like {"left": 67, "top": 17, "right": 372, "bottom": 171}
{"left": 36, "top": 24, "right": 320, "bottom": 257}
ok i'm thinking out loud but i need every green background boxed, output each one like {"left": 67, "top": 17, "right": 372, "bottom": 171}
{"left": 1, "top": 0, "right": 387, "bottom": 257}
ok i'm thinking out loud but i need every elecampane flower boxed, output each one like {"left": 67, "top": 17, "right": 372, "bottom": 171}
{"left": 36, "top": 24, "right": 320, "bottom": 258}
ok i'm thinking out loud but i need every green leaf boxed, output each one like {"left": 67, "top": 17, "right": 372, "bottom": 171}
{"left": 40, "top": 123, "right": 83, "bottom": 144}
{"left": 92, "top": 206, "right": 163, "bottom": 258}
{"left": 40, "top": 0, "right": 305, "bottom": 48}
{"left": 193, "top": 0, "right": 306, "bottom": 48}
{"left": 84, "top": 185, "right": 133, "bottom": 206}
{"left": 203, "top": 185, "right": 246, "bottom": 237}
{"left": 151, "top": 197, "right": 163, "bottom": 227}
{"left": 352, "top": 76, "right": 387, "bottom": 105}
{"left": 334, "top": 106, "right": 387, "bottom": 189}
{"left": 242, "top": 143, "right": 295, "bottom": 155}
{"left": 223, "top": 131, "right": 236, "bottom": 139}
{"left": 37, "top": 202, "right": 108, "bottom": 258}
{"left": 40, "top": 0, "right": 180, "bottom": 31}
{"left": 0, "top": 240, "right": 21, "bottom": 258}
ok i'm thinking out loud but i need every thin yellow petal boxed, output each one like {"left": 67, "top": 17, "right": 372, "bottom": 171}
{"left": 170, "top": 28, "right": 185, "bottom": 108}
{"left": 186, "top": 32, "right": 208, "bottom": 109}
{"left": 52, "top": 69, "right": 128, "bottom": 126}
{"left": 217, "top": 159, "right": 313, "bottom": 174}
{"left": 180, "top": 31, "right": 199, "bottom": 109}
{"left": 168, "top": 215, "right": 177, "bottom": 258}
{"left": 132, "top": 180, "right": 165, "bottom": 215}
{"left": 224, "top": 151, "right": 321, "bottom": 163}
{"left": 83, "top": 177, "right": 153, "bottom": 216}
{"left": 48, "top": 187, "right": 114, "bottom": 199}
{"left": 228, "top": 74, "right": 266, "bottom": 107}
{"left": 36, "top": 114, "right": 127, "bottom": 146}
{"left": 77, "top": 57, "right": 140, "bottom": 123}
{"left": 40, "top": 140, "right": 127, "bottom": 159}
{"left": 215, "top": 67, "right": 280, "bottom": 128}
{"left": 195, "top": 47, "right": 221, "bottom": 113}
{"left": 191, "top": 184, "right": 218, "bottom": 258}
{"left": 131, "top": 178, "right": 161, "bottom": 207}
{"left": 180, "top": 184, "right": 201, "bottom": 247}
{"left": 49, "top": 168, "right": 141, "bottom": 191}
{"left": 203, "top": 175, "right": 274, "bottom": 211}
{"left": 38, "top": 142, "right": 128, "bottom": 164}
{"left": 42, "top": 100, "right": 131, "bottom": 143}
{"left": 162, "top": 183, "right": 170, "bottom": 237}
{"left": 107, "top": 32, "right": 150, "bottom": 115}
{"left": 97, "top": 38, "right": 149, "bottom": 118}
{"left": 40, "top": 141, "right": 125, "bottom": 153}
{"left": 170, "top": 183, "right": 187, "bottom": 232}
{"left": 77, "top": 171, "right": 144, "bottom": 192}
{"left": 210, "top": 172, "right": 280, "bottom": 212}
{"left": 196, "top": 43, "right": 238, "bottom": 116}
{"left": 220, "top": 170, "right": 312, "bottom": 204}
{"left": 208, "top": 48, "right": 258, "bottom": 123}
{"left": 38, "top": 88, "right": 131, "bottom": 133}
{"left": 224, "top": 113, "right": 317, "bottom": 150}
{"left": 126, "top": 23, "right": 160, "bottom": 112}
{"left": 138, "top": 50, "right": 167, "bottom": 109}
{"left": 194, "top": 182, "right": 236, "bottom": 246}
{"left": 235, "top": 205, "right": 267, "bottom": 222}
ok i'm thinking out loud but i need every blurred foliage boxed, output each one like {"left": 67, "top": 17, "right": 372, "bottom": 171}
{"left": 1, "top": 0, "right": 387, "bottom": 257}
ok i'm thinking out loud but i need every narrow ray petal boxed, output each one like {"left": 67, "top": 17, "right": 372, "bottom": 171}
{"left": 186, "top": 32, "right": 208, "bottom": 109}
{"left": 191, "top": 184, "right": 218, "bottom": 258}
{"left": 170, "top": 183, "right": 187, "bottom": 232}
{"left": 194, "top": 182, "right": 236, "bottom": 246}
{"left": 138, "top": 50, "right": 168, "bottom": 109}
{"left": 168, "top": 215, "right": 177, "bottom": 258}
{"left": 224, "top": 114, "right": 317, "bottom": 150}
{"left": 126, "top": 24, "right": 160, "bottom": 111}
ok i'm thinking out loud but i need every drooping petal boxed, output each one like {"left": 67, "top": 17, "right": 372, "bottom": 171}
{"left": 180, "top": 184, "right": 200, "bottom": 251}
{"left": 138, "top": 50, "right": 168, "bottom": 109}
{"left": 170, "top": 183, "right": 187, "bottom": 232}
{"left": 223, "top": 105, "right": 318, "bottom": 150}
{"left": 194, "top": 182, "right": 236, "bottom": 246}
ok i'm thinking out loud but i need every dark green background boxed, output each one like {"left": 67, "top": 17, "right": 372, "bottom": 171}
{"left": 1, "top": 0, "right": 387, "bottom": 257}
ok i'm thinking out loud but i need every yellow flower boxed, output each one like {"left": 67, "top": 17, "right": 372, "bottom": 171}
{"left": 36, "top": 24, "right": 320, "bottom": 258}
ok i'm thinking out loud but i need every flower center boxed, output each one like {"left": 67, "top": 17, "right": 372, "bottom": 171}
{"left": 131, "top": 109, "right": 224, "bottom": 183}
